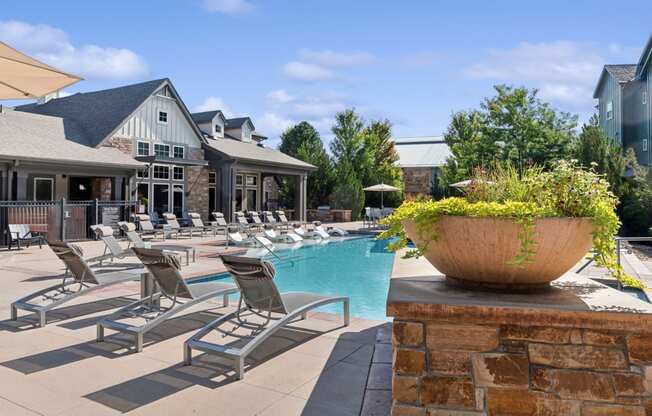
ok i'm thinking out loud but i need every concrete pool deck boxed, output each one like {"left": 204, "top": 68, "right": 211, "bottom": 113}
{"left": 0, "top": 228, "right": 392, "bottom": 416}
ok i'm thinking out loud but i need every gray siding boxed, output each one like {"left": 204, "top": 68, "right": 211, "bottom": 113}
{"left": 115, "top": 94, "right": 202, "bottom": 148}
{"left": 597, "top": 73, "right": 624, "bottom": 144}
{"left": 624, "top": 68, "right": 652, "bottom": 167}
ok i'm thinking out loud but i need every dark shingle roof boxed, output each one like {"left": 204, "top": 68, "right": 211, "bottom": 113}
{"left": 225, "top": 117, "right": 253, "bottom": 129}
{"left": 15, "top": 78, "right": 167, "bottom": 147}
{"left": 191, "top": 110, "right": 222, "bottom": 124}
{"left": 605, "top": 65, "right": 637, "bottom": 83}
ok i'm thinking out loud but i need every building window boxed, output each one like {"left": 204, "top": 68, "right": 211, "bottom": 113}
{"left": 235, "top": 174, "right": 243, "bottom": 186}
{"left": 33, "top": 177, "right": 53, "bottom": 201}
{"left": 154, "top": 143, "right": 170, "bottom": 158}
{"left": 209, "top": 172, "right": 216, "bottom": 185}
{"left": 137, "top": 141, "right": 150, "bottom": 156}
{"left": 242, "top": 124, "right": 251, "bottom": 141}
{"left": 158, "top": 110, "right": 168, "bottom": 124}
{"left": 173, "top": 145, "right": 185, "bottom": 159}
{"left": 152, "top": 165, "right": 170, "bottom": 179}
{"left": 606, "top": 101, "right": 613, "bottom": 120}
{"left": 173, "top": 166, "right": 184, "bottom": 181}
{"left": 137, "top": 166, "right": 150, "bottom": 179}
{"left": 644, "top": 139, "right": 649, "bottom": 152}
{"left": 215, "top": 124, "right": 222, "bottom": 134}
{"left": 246, "top": 175, "right": 257, "bottom": 186}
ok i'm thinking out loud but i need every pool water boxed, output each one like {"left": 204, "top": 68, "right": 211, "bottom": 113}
{"left": 204, "top": 237, "right": 396, "bottom": 320}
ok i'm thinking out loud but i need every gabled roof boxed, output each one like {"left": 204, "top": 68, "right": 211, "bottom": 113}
{"left": 0, "top": 108, "right": 142, "bottom": 169}
{"left": 225, "top": 117, "right": 254, "bottom": 130}
{"left": 593, "top": 65, "right": 637, "bottom": 98}
{"left": 393, "top": 136, "right": 452, "bottom": 168}
{"left": 636, "top": 33, "right": 652, "bottom": 78}
{"left": 204, "top": 137, "right": 316, "bottom": 171}
{"left": 15, "top": 79, "right": 167, "bottom": 147}
{"left": 191, "top": 110, "right": 225, "bottom": 124}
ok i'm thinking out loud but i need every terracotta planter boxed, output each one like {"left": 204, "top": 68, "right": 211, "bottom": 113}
{"left": 403, "top": 216, "right": 594, "bottom": 289}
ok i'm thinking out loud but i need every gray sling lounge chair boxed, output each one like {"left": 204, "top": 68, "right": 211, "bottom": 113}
{"left": 91, "top": 225, "right": 139, "bottom": 265}
{"left": 162, "top": 213, "right": 196, "bottom": 238}
{"left": 117, "top": 222, "right": 196, "bottom": 265}
{"left": 10, "top": 241, "right": 144, "bottom": 327}
{"left": 135, "top": 214, "right": 166, "bottom": 240}
{"left": 96, "top": 247, "right": 238, "bottom": 352}
{"left": 188, "top": 212, "right": 212, "bottom": 236}
{"left": 211, "top": 212, "right": 229, "bottom": 238}
{"left": 184, "top": 255, "right": 349, "bottom": 379}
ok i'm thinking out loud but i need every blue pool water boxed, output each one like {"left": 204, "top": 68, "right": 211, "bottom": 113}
{"left": 203, "top": 237, "right": 396, "bottom": 320}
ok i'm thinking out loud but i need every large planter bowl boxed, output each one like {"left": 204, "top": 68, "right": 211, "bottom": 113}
{"left": 403, "top": 216, "right": 594, "bottom": 290}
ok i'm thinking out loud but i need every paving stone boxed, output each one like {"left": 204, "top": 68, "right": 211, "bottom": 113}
{"left": 367, "top": 363, "right": 392, "bottom": 390}
{"left": 361, "top": 389, "right": 392, "bottom": 416}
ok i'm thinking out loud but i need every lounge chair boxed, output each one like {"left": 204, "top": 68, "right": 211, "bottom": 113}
{"left": 263, "top": 228, "right": 303, "bottom": 243}
{"left": 117, "top": 221, "right": 196, "bottom": 265}
{"left": 96, "top": 247, "right": 238, "bottom": 352}
{"left": 11, "top": 240, "right": 144, "bottom": 327}
{"left": 262, "top": 211, "right": 280, "bottom": 228}
{"left": 248, "top": 211, "right": 265, "bottom": 231}
{"left": 7, "top": 224, "right": 45, "bottom": 250}
{"left": 228, "top": 230, "right": 275, "bottom": 250}
{"left": 187, "top": 212, "right": 212, "bottom": 237}
{"left": 314, "top": 223, "right": 347, "bottom": 237}
{"left": 184, "top": 255, "right": 349, "bottom": 379}
{"left": 163, "top": 213, "right": 199, "bottom": 238}
{"left": 294, "top": 225, "right": 328, "bottom": 239}
{"left": 275, "top": 210, "right": 293, "bottom": 229}
{"left": 135, "top": 214, "right": 167, "bottom": 239}
{"left": 91, "top": 225, "right": 139, "bottom": 264}
{"left": 211, "top": 212, "right": 229, "bottom": 238}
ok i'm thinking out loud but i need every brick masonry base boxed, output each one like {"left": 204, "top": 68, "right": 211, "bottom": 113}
{"left": 387, "top": 273, "right": 652, "bottom": 416}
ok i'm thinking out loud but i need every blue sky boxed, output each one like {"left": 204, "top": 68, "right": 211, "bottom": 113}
{"left": 2, "top": 1, "right": 651, "bottom": 147}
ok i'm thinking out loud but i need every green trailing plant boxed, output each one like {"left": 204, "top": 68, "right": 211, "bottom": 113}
{"left": 379, "top": 160, "right": 644, "bottom": 289}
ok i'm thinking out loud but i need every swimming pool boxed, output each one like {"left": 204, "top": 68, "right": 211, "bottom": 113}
{"left": 204, "top": 236, "right": 396, "bottom": 320}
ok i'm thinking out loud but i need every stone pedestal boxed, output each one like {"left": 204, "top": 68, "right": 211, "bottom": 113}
{"left": 387, "top": 270, "right": 652, "bottom": 416}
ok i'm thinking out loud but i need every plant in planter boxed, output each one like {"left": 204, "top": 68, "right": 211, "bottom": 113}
{"left": 379, "top": 160, "right": 643, "bottom": 289}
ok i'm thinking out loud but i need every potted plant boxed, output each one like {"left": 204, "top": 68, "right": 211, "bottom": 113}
{"left": 380, "top": 160, "right": 643, "bottom": 290}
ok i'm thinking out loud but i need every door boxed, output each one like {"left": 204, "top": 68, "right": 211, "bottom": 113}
{"left": 172, "top": 185, "right": 184, "bottom": 218}
{"left": 152, "top": 184, "right": 169, "bottom": 217}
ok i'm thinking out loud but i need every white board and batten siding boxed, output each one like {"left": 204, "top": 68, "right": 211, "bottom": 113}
{"left": 116, "top": 93, "right": 202, "bottom": 148}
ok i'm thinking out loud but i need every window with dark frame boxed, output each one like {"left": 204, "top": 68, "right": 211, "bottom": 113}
{"left": 137, "top": 166, "right": 150, "bottom": 178}
{"left": 215, "top": 124, "right": 222, "bottom": 134}
{"left": 173, "top": 166, "right": 184, "bottom": 181}
{"left": 137, "top": 141, "right": 150, "bottom": 156}
{"left": 34, "top": 178, "right": 54, "bottom": 201}
{"left": 153, "top": 165, "right": 170, "bottom": 179}
{"left": 173, "top": 145, "right": 184, "bottom": 159}
{"left": 154, "top": 143, "right": 170, "bottom": 158}
{"left": 158, "top": 111, "right": 168, "bottom": 123}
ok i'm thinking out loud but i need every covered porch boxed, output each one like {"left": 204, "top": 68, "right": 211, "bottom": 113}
{"left": 203, "top": 138, "right": 315, "bottom": 222}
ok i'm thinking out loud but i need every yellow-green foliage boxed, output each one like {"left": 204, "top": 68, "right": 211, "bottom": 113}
{"left": 379, "top": 160, "right": 644, "bottom": 289}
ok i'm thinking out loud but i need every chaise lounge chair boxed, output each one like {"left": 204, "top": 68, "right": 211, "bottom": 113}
{"left": 187, "top": 212, "right": 213, "bottom": 237}
{"left": 135, "top": 214, "right": 167, "bottom": 240}
{"left": 263, "top": 228, "right": 303, "bottom": 243}
{"left": 91, "top": 225, "right": 140, "bottom": 265}
{"left": 184, "top": 255, "right": 349, "bottom": 379}
{"left": 7, "top": 224, "right": 45, "bottom": 250}
{"left": 10, "top": 240, "right": 144, "bottom": 327}
{"left": 314, "top": 223, "right": 348, "bottom": 237}
{"left": 96, "top": 247, "right": 238, "bottom": 352}
{"left": 294, "top": 224, "right": 329, "bottom": 240}
{"left": 248, "top": 211, "right": 265, "bottom": 231}
{"left": 162, "top": 213, "right": 199, "bottom": 238}
{"left": 262, "top": 211, "right": 281, "bottom": 229}
{"left": 228, "top": 230, "right": 275, "bottom": 250}
{"left": 275, "top": 210, "right": 293, "bottom": 229}
{"left": 117, "top": 221, "right": 196, "bottom": 265}
{"left": 211, "top": 212, "right": 229, "bottom": 238}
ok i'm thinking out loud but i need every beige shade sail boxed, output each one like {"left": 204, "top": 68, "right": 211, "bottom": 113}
{"left": 0, "top": 42, "right": 81, "bottom": 99}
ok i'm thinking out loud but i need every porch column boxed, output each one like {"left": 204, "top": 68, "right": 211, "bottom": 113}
{"left": 294, "top": 174, "right": 307, "bottom": 222}
{"left": 15, "top": 170, "right": 28, "bottom": 200}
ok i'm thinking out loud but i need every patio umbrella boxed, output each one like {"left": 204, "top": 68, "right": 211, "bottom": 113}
{"left": 363, "top": 183, "right": 400, "bottom": 209}
{"left": 449, "top": 179, "right": 495, "bottom": 189}
{"left": 0, "top": 41, "right": 81, "bottom": 99}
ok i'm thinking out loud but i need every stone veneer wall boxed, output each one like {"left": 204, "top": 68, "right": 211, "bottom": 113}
{"left": 403, "top": 167, "right": 433, "bottom": 198}
{"left": 185, "top": 148, "right": 209, "bottom": 220}
{"left": 387, "top": 274, "right": 652, "bottom": 416}
{"left": 103, "top": 136, "right": 133, "bottom": 154}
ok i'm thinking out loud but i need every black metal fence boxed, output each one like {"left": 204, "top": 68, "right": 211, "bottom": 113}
{"left": 0, "top": 199, "right": 137, "bottom": 245}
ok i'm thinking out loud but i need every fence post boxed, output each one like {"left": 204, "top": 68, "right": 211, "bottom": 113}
{"left": 59, "top": 198, "right": 66, "bottom": 241}
{"left": 94, "top": 198, "right": 99, "bottom": 225}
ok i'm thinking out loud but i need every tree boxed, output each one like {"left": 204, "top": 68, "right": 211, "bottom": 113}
{"left": 330, "top": 109, "right": 369, "bottom": 172}
{"left": 360, "top": 119, "right": 403, "bottom": 207}
{"left": 278, "top": 122, "right": 334, "bottom": 208}
{"left": 330, "top": 162, "right": 365, "bottom": 220}
{"left": 441, "top": 85, "right": 577, "bottom": 183}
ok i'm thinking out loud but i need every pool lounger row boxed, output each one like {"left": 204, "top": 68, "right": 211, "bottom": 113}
{"left": 9, "top": 241, "right": 350, "bottom": 379}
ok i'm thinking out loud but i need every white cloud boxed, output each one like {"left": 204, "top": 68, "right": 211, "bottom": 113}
{"left": 463, "top": 40, "right": 639, "bottom": 109}
{"left": 298, "top": 49, "right": 376, "bottom": 67}
{"left": 266, "top": 89, "right": 294, "bottom": 104}
{"left": 256, "top": 112, "right": 295, "bottom": 137}
{"left": 193, "top": 96, "right": 234, "bottom": 117}
{"left": 0, "top": 20, "right": 148, "bottom": 80}
{"left": 202, "top": 0, "right": 254, "bottom": 15}
{"left": 283, "top": 61, "right": 336, "bottom": 81}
